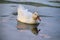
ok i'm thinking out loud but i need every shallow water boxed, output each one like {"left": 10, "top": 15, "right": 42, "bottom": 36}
{"left": 0, "top": 0, "right": 60, "bottom": 40}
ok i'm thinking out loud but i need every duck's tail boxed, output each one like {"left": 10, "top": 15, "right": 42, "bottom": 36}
{"left": 18, "top": 5, "right": 25, "bottom": 10}
{"left": 17, "top": 5, "right": 28, "bottom": 13}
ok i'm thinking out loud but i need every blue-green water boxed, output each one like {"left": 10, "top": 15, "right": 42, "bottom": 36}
{"left": 0, "top": 0, "right": 60, "bottom": 40}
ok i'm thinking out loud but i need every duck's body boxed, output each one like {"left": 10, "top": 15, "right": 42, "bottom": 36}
{"left": 17, "top": 5, "right": 41, "bottom": 24}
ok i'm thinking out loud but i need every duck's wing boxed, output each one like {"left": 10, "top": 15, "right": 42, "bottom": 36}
{"left": 18, "top": 5, "right": 33, "bottom": 19}
{"left": 23, "top": 10, "right": 32, "bottom": 19}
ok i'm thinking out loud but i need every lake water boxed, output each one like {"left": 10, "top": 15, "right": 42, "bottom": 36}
{"left": 0, "top": 0, "right": 60, "bottom": 40}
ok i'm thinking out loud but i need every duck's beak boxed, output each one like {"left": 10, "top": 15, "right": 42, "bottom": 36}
{"left": 37, "top": 16, "right": 41, "bottom": 21}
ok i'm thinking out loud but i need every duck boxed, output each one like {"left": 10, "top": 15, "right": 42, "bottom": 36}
{"left": 17, "top": 5, "right": 41, "bottom": 24}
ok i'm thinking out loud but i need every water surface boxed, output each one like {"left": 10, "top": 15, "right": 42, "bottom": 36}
{"left": 0, "top": 0, "right": 60, "bottom": 40}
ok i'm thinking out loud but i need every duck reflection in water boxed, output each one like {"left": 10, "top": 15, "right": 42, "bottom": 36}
{"left": 16, "top": 21, "right": 40, "bottom": 35}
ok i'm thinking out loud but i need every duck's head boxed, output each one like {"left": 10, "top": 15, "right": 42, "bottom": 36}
{"left": 32, "top": 12, "right": 41, "bottom": 21}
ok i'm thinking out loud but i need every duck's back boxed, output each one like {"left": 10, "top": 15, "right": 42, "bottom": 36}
{"left": 17, "top": 5, "right": 33, "bottom": 22}
{"left": 18, "top": 5, "right": 32, "bottom": 16}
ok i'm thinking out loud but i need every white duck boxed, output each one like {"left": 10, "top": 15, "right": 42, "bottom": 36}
{"left": 17, "top": 5, "right": 41, "bottom": 24}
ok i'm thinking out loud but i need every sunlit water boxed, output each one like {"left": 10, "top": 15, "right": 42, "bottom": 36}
{"left": 0, "top": 0, "right": 60, "bottom": 40}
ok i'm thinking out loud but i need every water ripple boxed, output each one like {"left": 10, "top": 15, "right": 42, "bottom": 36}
{"left": 0, "top": 1, "right": 60, "bottom": 8}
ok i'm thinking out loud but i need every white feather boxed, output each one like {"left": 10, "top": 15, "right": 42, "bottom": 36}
{"left": 17, "top": 5, "right": 39, "bottom": 24}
